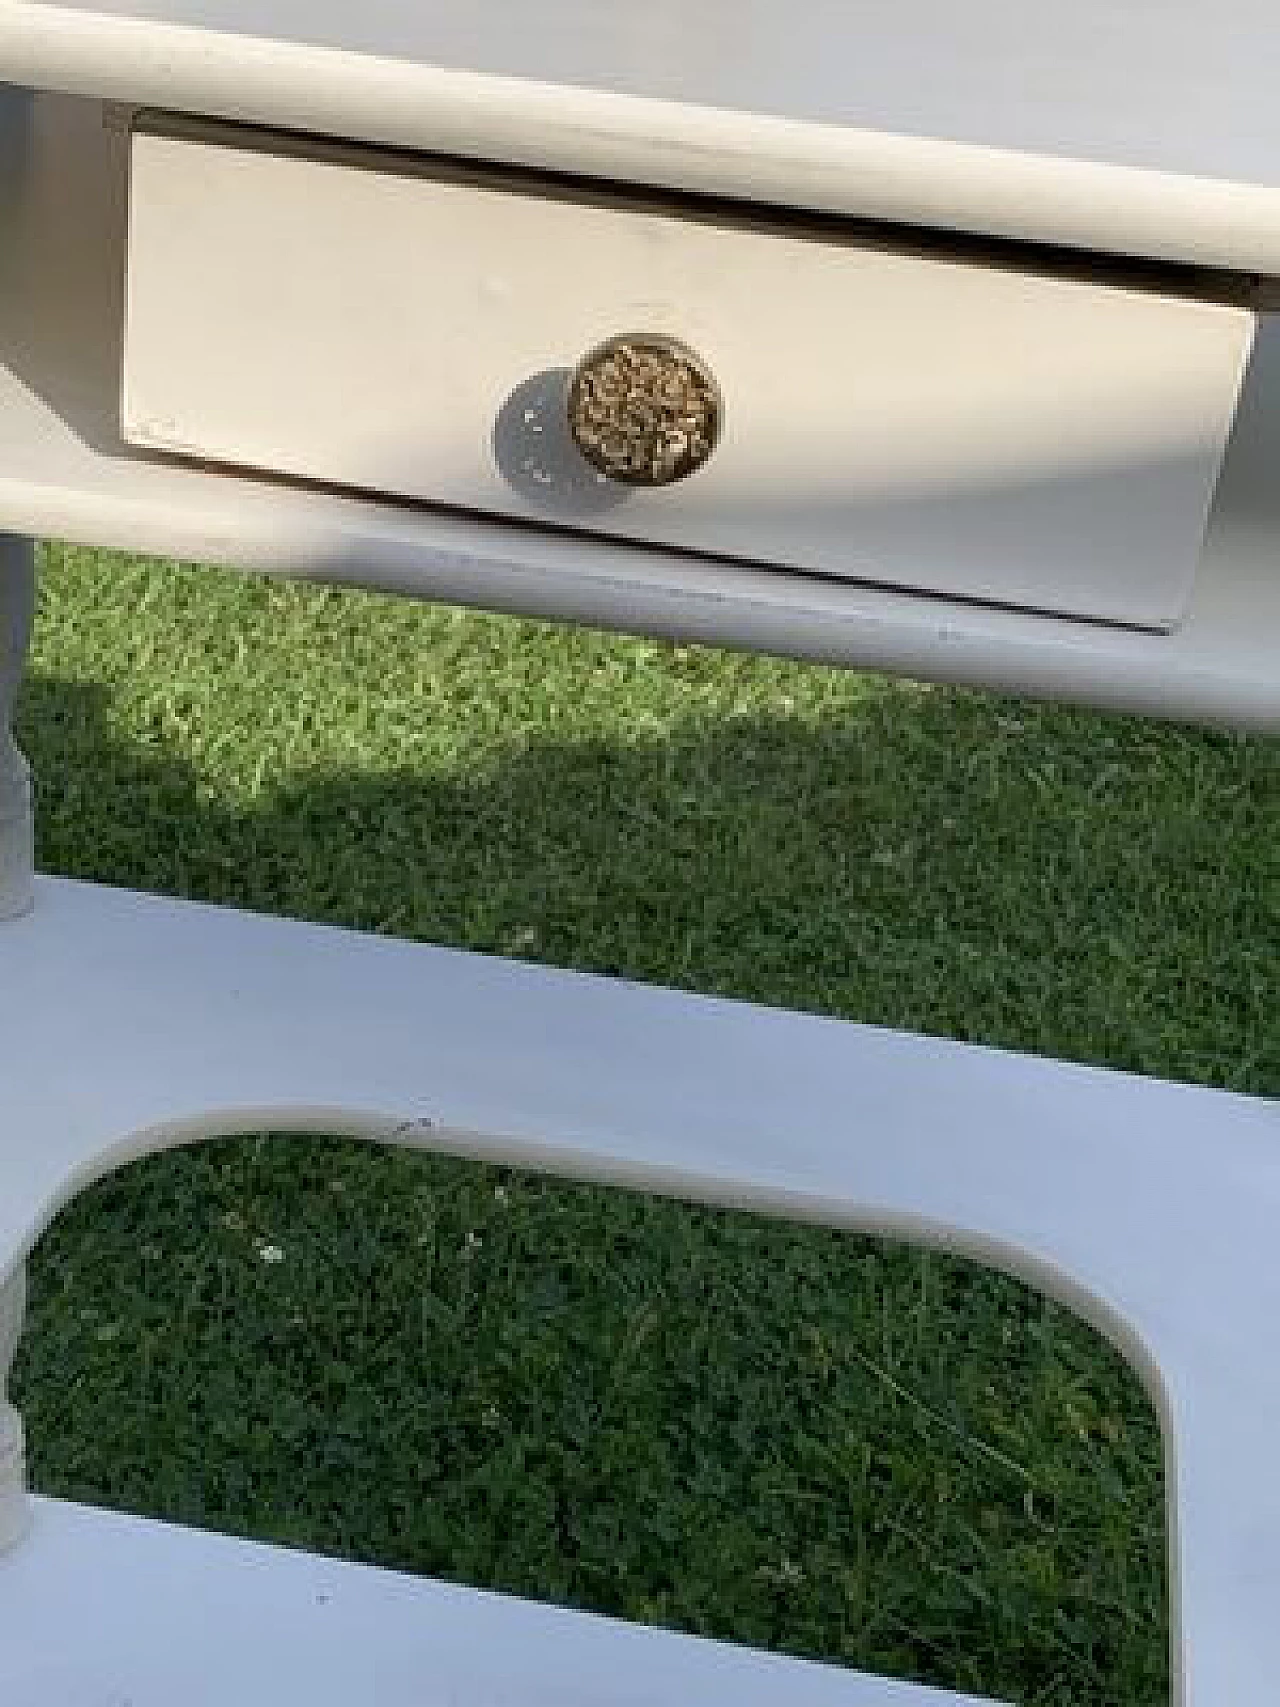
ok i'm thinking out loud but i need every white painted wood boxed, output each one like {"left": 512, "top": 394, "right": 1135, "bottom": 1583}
{"left": 2, "top": 0, "right": 1280, "bottom": 275}
{"left": 0, "top": 1498, "right": 1001, "bottom": 1705}
{"left": 0, "top": 537, "right": 35, "bottom": 920}
{"left": 2, "top": 95, "right": 1280, "bottom": 727}
{"left": 8, "top": 0, "right": 1280, "bottom": 187}
{"left": 0, "top": 1268, "right": 28, "bottom": 1554}
{"left": 122, "top": 119, "right": 1254, "bottom": 632}
{"left": 2, "top": 876, "right": 1280, "bottom": 1703}
{"left": 0, "top": 18, "right": 1275, "bottom": 1703}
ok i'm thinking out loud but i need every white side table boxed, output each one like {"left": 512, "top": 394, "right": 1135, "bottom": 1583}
{"left": 1, "top": 6, "right": 1278, "bottom": 1702}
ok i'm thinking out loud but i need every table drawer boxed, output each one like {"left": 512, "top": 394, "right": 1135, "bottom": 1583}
{"left": 122, "top": 116, "right": 1255, "bottom": 631}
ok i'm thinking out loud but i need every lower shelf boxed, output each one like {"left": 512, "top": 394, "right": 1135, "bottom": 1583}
{"left": 0, "top": 1497, "right": 999, "bottom": 1705}
{"left": 1, "top": 876, "right": 1277, "bottom": 1701}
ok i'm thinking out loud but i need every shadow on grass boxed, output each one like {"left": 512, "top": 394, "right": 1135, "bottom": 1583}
{"left": 14, "top": 662, "right": 1276, "bottom": 1706}
{"left": 20, "top": 664, "right": 1278, "bottom": 1085}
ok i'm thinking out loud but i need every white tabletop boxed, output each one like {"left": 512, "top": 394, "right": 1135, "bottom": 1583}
{"left": 13, "top": 0, "right": 1277, "bottom": 186}
{"left": 3, "top": 0, "right": 1280, "bottom": 275}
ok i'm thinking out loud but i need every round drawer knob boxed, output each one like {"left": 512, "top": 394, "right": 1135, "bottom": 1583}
{"left": 567, "top": 334, "right": 722, "bottom": 487}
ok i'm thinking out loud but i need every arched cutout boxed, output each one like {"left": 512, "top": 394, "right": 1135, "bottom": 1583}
{"left": 13, "top": 1130, "right": 1168, "bottom": 1707}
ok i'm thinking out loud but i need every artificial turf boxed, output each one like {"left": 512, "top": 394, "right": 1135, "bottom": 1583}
{"left": 11, "top": 540, "right": 1278, "bottom": 1703}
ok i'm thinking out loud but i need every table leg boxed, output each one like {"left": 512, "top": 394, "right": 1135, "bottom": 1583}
{"left": 0, "top": 537, "right": 35, "bottom": 1549}
{"left": 0, "top": 535, "right": 34, "bottom": 921}
{"left": 0, "top": 1264, "right": 29, "bottom": 1552}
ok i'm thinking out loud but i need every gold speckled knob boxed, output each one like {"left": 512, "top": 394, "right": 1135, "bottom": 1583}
{"left": 567, "top": 334, "right": 722, "bottom": 487}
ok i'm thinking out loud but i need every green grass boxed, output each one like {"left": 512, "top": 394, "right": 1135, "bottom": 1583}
{"left": 11, "top": 540, "right": 1279, "bottom": 1704}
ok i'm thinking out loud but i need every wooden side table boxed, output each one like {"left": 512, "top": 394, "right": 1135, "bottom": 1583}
{"left": 1, "top": 5, "right": 1278, "bottom": 1701}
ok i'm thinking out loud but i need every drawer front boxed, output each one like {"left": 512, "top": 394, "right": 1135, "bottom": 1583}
{"left": 122, "top": 119, "right": 1255, "bottom": 630}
